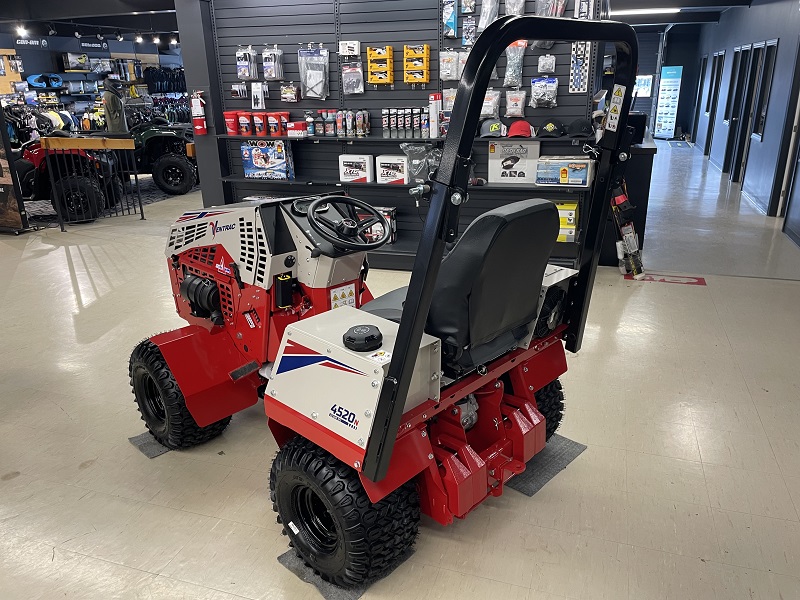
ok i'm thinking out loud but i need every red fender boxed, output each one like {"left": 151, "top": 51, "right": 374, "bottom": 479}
{"left": 150, "top": 325, "right": 261, "bottom": 427}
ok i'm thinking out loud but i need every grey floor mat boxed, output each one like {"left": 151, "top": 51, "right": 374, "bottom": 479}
{"left": 128, "top": 432, "right": 171, "bottom": 458}
{"left": 278, "top": 548, "right": 413, "bottom": 600}
{"left": 505, "top": 434, "right": 586, "bottom": 497}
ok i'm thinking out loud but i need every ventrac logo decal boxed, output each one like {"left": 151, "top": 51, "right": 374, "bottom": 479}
{"left": 176, "top": 210, "right": 231, "bottom": 223}
{"left": 329, "top": 404, "right": 359, "bottom": 430}
{"left": 209, "top": 221, "right": 236, "bottom": 239}
{"left": 275, "top": 340, "right": 366, "bottom": 377}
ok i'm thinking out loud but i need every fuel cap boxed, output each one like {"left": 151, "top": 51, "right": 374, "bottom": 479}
{"left": 343, "top": 324, "right": 383, "bottom": 352}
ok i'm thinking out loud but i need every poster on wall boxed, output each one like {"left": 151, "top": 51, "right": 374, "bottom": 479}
{"left": 634, "top": 75, "right": 653, "bottom": 98}
{"left": 0, "top": 109, "right": 30, "bottom": 233}
{"left": 653, "top": 66, "right": 683, "bottom": 139}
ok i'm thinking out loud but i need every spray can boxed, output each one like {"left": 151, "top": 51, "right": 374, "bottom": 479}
{"left": 355, "top": 110, "right": 365, "bottom": 137}
{"left": 404, "top": 108, "right": 413, "bottom": 139}
{"left": 345, "top": 110, "right": 355, "bottom": 137}
{"left": 382, "top": 109, "right": 390, "bottom": 138}
{"left": 363, "top": 110, "right": 371, "bottom": 136}
{"left": 421, "top": 107, "right": 430, "bottom": 139}
{"left": 389, "top": 108, "right": 398, "bottom": 139}
{"left": 336, "top": 110, "right": 345, "bottom": 137}
{"left": 412, "top": 108, "right": 421, "bottom": 139}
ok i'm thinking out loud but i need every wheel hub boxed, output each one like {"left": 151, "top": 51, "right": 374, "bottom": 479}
{"left": 141, "top": 373, "right": 166, "bottom": 421}
{"left": 163, "top": 166, "right": 185, "bottom": 186}
{"left": 292, "top": 485, "right": 339, "bottom": 554}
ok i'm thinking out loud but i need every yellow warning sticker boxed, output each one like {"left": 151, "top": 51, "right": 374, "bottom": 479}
{"left": 333, "top": 294, "right": 340, "bottom": 301}
{"left": 330, "top": 283, "right": 357, "bottom": 309}
{"left": 611, "top": 105, "right": 619, "bottom": 114}
{"left": 348, "top": 290, "right": 355, "bottom": 297}
{"left": 614, "top": 87, "right": 623, "bottom": 97}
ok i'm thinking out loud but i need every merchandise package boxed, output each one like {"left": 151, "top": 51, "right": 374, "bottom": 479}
{"left": 400, "top": 143, "right": 441, "bottom": 182}
{"left": 262, "top": 46, "right": 284, "bottom": 81}
{"left": 480, "top": 89, "right": 502, "bottom": 119}
{"left": 505, "top": 90, "right": 527, "bottom": 117}
{"left": 443, "top": 88, "right": 458, "bottom": 111}
{"left": 531, "top": 0, "right": 568, "bottom": 49}
{"left": 428, "top": 93, "right": 442, "bottom": 139}
{"left": 462, "top": 0, "right": 475, "bottom": 12}
{"left": 356, "top": 207, "right": 397, "bottom": 244}
{"left": 339, "top": 154, "right": 375, "bottom": 183}
{"left": 241, "top": 140, "right": 295, "bottom": 180}
{"left": 341, "top": 62, "right": 365, "bottom": 95}
{"left": 503, "top": 40, "right": 527, "bottom": 88}
{"left": 376, "top": 155, "right": 410, "bottom": 184}
{"left": 440, "top": 51, "right": 460, "bottom": 81}
{"left": 538, "top": 54, "right": 556, "bottom": 74}
{"left": 232, "top": 83, "right": 248, "bottom": 98}
{"left": 535, "top": 156, "right": 595, "bottom": 187}
{"left": 298, "top": 47, "right": 330, "bottom": 100}
{"left": 280, "top": 83, "right": 300, "bottom": 102}
{"left": 443, "top": 0, "right": 458, "bottom": 38}
{"left": 505, "top": 0, "right": 526, "bottom": 16}
{"left": 487, "top": 140, "right": 540, "bottom": 184}
{"left": 462, "top": 17, "right": 477, "bottom": 46}
{"left": 477, "top": 0, "right": 500, "bottom": 32}
{"left": 251, "top": 82, "right": 267, "bottom": 110}
{"left": 236, "top": 46, "right": 258, "bottom": 80}
{"left": 530, "top": 77, "right": 558, "bottom": 108}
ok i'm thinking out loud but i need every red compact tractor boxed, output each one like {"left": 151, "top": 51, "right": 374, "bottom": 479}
{"left": 130, "top": 16, "right": 637, "bottom": 586}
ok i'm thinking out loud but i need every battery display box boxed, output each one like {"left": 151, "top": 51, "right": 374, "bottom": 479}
{"left": 339, "top": 154, "right": 375, "bottom": 183}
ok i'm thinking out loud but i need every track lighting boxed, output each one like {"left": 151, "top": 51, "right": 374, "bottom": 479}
{"left": 116, "top": 30, "right": 124, "bottom": 42}
{"left": 47, "top": 24, "right": 57, "bottom": 36}
{"left": 96, "top": 32, "right": 104, "bottom": 41}
{"left": 16, "top": 25, "right": 28, "bottom": 38}
{"left": 135, "top": 33, "right": 143, "bottom": 43}
{"left": 152, "top": 34, "right": 160, "bottom": 44}
{"left": 74, "top": 30, "right": 82, "bottom": 39}
{"left": 170, "top": 37, "right": 178, "bottom": 45}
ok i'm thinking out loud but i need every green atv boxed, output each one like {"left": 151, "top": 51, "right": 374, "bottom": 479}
{"left": 130, "top": 118, "right": 197, "bottom": 195}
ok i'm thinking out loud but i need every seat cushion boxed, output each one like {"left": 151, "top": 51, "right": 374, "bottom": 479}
{"left": 361, "top": 286, "right": 407, "bottom": 323}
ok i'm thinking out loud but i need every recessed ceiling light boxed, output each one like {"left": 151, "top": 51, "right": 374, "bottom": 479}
{"left": 610, "top": 8, "right": 682, "bottom": 16}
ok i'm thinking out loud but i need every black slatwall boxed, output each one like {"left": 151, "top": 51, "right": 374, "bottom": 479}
{"left": 209, "top": 0, "right": 599, "bottom": 269}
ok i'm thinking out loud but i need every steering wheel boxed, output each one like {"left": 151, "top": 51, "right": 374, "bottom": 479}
{"left": 306, "top": 196, "right": 391, "bottom": 251}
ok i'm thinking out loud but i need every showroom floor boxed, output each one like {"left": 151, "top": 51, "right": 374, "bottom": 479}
{"left": 1, "top": 187, "right": 800, "bottom": 599}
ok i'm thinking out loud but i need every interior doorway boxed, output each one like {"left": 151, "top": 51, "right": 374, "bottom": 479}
{"left": 721, "top": 46, "right": 749, "bottom": 173}
{"left": 691, "top": 55, "right": 708, "bottom": 143}
{"left": 704, "top": 51, "right": 725, "bottom": 156}
{"left": 731, "top": 44, "right": 765, "bottom": 182}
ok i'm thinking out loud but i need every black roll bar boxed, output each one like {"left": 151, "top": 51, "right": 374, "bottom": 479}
{"left": 362, "top": 15, "right": 639, "bottom": 482}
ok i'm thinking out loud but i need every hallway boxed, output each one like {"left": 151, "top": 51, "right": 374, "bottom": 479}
{"left": 643, "top": 141, "right": 800, "bottom": 280}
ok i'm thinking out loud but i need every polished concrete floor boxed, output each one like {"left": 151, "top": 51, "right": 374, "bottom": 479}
{"left": 644, "top": 141, "right": 800, "bottom": 280}
{"left": 2, "top": 191, "right": 800, "bottom": 599}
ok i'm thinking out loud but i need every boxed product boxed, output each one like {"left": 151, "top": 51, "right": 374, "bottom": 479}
{"left": 286, "top": 122, "right": 308, "bottom": 138}
{"left": 535, "top": 157, "right": 595, "bottom": 188}
{"left": 376, "top": 155, "right": 410, "bottom": 185}
{"left": 487, "top": 140, "right": 540, "bottom": 184}
{"left": 356, "top": 206, "right": 397, "bottom": 244}
{"left": 555, "top": 201, "right": 578, "bottom": 227}
{"left": 241, "top": 140, "right": 295, "bottom": 180}
{"left": 557, "top": 228, "right": 576, "bottom": 243}
{"left": 339, "top": 154, "right": 374, "bottom": 183}
{"left": 62, "top": 53, "right": 90, "bottom": 71}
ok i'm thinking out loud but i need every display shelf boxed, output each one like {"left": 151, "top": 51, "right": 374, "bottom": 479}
{"left": 221, "top": 176, "right": 416, "bottom": 189}
{"left": 217, "top": 134, "right": 442, "bottom": 144}
{"left": 34, "top": 87, "right": 67, "bottom": 92}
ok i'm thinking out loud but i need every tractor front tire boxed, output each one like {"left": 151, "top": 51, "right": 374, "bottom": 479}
{"left": 270, "top": 437, "right": 419, "bottom": 587}
{"left": 535, "top": 379, "right": 565, "bottom": 441}
{"left": 129, "top": 339, "right": 231, "bottom": 448}
{"left": 152, "top": 153, "right": 196, "bottom": 196}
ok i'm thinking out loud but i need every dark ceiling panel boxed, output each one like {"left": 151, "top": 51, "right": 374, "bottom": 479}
{"left": 622, "top": 11, "right": 721, "bottom": 25}
{"left": 0, "top": 0, "right": 174, "bottom": 22}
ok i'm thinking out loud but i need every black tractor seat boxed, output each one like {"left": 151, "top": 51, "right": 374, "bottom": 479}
{"left": 362, "top": 198, "right": 560, "bottom": 378}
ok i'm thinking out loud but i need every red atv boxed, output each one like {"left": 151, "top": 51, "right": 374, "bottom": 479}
{"left": 12, "top": 132, "right": 119, "bottom": 222}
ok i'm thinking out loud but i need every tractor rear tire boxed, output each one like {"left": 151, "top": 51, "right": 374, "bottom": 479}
{"left": 152, "top": 153, "right": 196, "bottom": 196}
{"left": 129, "top": 339, "right": 231, "bottom": 449}
{"left": 51, "top": 175, "right": 104, "bottom": 223}
{"left": 270, "top": 437, "right": 419, "bottom": 587}
{"left": 535, "top": 379, "right": 565, "bottom": 441}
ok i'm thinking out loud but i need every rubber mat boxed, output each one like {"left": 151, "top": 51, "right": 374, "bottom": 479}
{"left": 278, "top": 547, "right": 413, "bottom": 600}
{"left": 505, "top": 434, "right": 586, "bottom": 497}
{"left": 128, "top": 432, "right": 171, "bottom": 458}
{"left": 667, "top": 141, "right": 693, "bottom": 148}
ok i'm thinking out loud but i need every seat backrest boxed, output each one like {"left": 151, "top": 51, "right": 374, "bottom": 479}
{"left": 427, "top": 198, "right": 560, "bottom": 358}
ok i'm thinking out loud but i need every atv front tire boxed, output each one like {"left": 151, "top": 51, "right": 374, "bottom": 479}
{"left": 535, "top": 379, "right": 565, "bottom": 441}
{"left": 52, "top": 175, "right": 104, "bottom": 222}
{"left": 270, "top": 437, "right": 419, "bottom": 587}
{"left": 152, "top": 153, "right": 196, "bottom": 195}
{"left": 129, "top": 339, "right": 231, "bottom": 448}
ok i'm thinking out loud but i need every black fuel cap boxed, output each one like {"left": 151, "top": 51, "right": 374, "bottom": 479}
{"left": 343, "top": 324, "right": 383, "bottom": 352}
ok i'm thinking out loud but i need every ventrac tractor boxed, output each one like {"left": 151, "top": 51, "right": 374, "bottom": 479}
{"left": 130, "top": 16, "right": 637, "bottom": 587}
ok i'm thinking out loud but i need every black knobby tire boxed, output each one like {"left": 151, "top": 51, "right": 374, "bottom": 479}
{"left": 152, "top": 153, "right": 196, "bottom": 195}
{"left": 129, "top": 339, "right": 231, "bottom": 448}
{"left": 51, "top": 175, "right": 104, "bottom": 223}
{"left": 270, "top": 437, "right": 420, "bottom": 587}
{"left": 104, "top": 175, "right": 124, "bottom": 208}
{"left": 535, "top": 379, "right": 565, "bottom": 441}
{"left": 534, "top": 287, "right": 566, "bottom": 339}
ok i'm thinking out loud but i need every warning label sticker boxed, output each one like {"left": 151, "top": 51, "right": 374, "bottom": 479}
{"left": 607, "top": 84, "right": 626, "bottom": 132}
{"left": 330, "top": 283, "right": 357, "bottom": 309}
{"left": 368, "top": 350, "right": 392, "bottom": 364}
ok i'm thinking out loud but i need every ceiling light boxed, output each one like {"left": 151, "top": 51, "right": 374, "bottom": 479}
{"left": 610, "top": 8, "right": 682, "bottom": 16}
{"left": 135, "top": 33, "right": 143, "bottom": 43}
{"left": 170, "top": 37, "right": 177, "bottom": 45}
{"left": 16, "top": 25, "right": 28, "bottom": 37}
{"left": 152, "top": 35, "right": 161, "bottom": 44}
{"left": 96, "top": 32, "right": 104, "bottom": 41}
{"left": 116, "top": 30, "right": 124, "bottom": 42}
{"left": 74, "top": 30, "right": 82, "bottom": 39}
{"left": 47, "top": 24, "right": 57, "bottom": 36}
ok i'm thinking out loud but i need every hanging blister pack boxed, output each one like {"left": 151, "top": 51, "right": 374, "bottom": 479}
{"left": 280, "top": 82, "right": 300, "bottom": 102}
{"left": 530, "top": 77, "right": 558, "bottom": 108}
{"left": 440, "top": 50, "right": 460, "bottom": 81}
{"left": 462, "top": 16, "right": 477, "bottom": 46}
{"left": 505, "top": 90, "right": 527, "bottom": 117}
{"left": 262, "top": 46, "right": 284, "bottom": 81}
{"left": 236, "top": 46, "right": 258, "bottom": 80}
{"left": 531, "top": 0, "right": 568, "bottom": 49}
{"left": 481, "top": 89, "right": 502, "bottom": 119}
{"left": 505, "top": 0, "right": 525, "bottom": 16}
{"left": 538, "top": 54, "right": 556, "bottom": 74}
{"left": 569, "top": 42, "right": 591, "bottom": 93}
{"left": 251, "top": 82, "right": 267, "bottom": 109}
{"left": 342, "top": 62, "right": 365, "bottom": 95}
{"left": 477, "top": 0, "right": 500, "bottom": 32}
{"left": 462, "top": 0, "right": 475, "bottom": 13}
{"left": 443, "top": 88, "right": 458, "bottom": 111}
{"left": 443, "top": 0, "right": 458, "bottom": 38}
{"left": 232, "top": 83, "right": 248, "bottom": 98}
{"left": 503, "top": 40, "right": 527, "bottom": 88}
{"left": 298, "top": 46, "right": 330, "bottom": 100}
